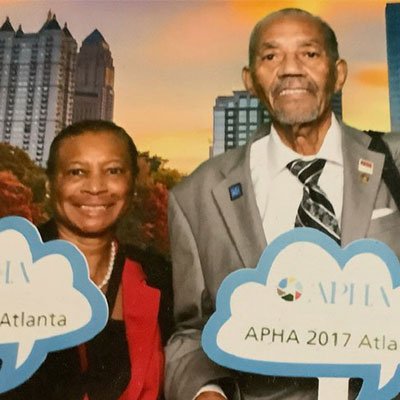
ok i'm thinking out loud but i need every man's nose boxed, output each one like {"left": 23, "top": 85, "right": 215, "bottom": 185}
{"left": 278, "top": 53, "right": 304, "bottom": 76}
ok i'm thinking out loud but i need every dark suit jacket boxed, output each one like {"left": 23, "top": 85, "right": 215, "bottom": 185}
{"left": 165, "top": 123, "right": 400, "bottom": 400}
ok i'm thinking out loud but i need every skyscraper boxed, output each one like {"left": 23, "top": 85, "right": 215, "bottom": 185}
{"left": 72, "top": 29, "right": 114, "bottom": 122}
{"left": 331, "top": 91, "right": 343, "bottom": 120}
{"left": 0, "top": 12, "right": 77, "bottom": 165}
{"left": 212, "top": 90, "right": 270, "bottom": 157}
{"left": 386, "top": 2, "right": 400, "bottom": 131}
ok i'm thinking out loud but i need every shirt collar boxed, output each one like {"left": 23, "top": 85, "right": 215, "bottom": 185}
{"left": 267, "top": 114, "right": 343, "bottom": 178}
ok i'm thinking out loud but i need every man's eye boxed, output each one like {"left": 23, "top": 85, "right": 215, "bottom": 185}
{"left": 262, "top": 53, "right": 275, "bottom": 61}
{"left": 306, "top": 51, "right": 318, "bottom": 58}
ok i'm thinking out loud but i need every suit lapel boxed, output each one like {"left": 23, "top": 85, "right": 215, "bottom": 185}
{"left": 341, "top": 125, "right": 385, "bottom": 245}
{"left": 212, "top": 134, "right": 267, "bottom": 268}
{"left": 210, "top": 123, "right": 384, "bottom": 259}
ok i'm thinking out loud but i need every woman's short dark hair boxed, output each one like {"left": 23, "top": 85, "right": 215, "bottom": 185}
{"left": 46, "top": 120, "right": 139, "bottom": 181}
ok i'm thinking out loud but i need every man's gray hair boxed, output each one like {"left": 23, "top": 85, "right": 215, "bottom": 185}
{"left": 248, "top": 8, "right": 339, "bottom": 67}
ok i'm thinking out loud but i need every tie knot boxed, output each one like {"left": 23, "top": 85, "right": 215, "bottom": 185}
{"left": 287, "top": 158, "right": 326, "bottom": 185}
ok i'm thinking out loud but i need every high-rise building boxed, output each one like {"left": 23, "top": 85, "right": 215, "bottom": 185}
{"left": 386, "top": 2, "right": 400, "bottom": 131}
{"left": 212, "top": 90, "right": 270, "bottom": 157}
{"left": 0, "top": 12, "right": 77, "bottom": 165}
{"left": 212, "top": 90, "right": 344, "bottom": 157}
{"left": 331, "top": 91, "right": 343, "bottom": 120}
{"left": 73, "top": 29, "right": 114, "bottom": 122}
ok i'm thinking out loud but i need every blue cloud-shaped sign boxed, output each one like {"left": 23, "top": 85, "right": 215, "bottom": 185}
{"left": 202, "top": 228, "right": 400, "bottom": 400}
{"left": 0, "top": 216, "right": 108, "bottom": 392}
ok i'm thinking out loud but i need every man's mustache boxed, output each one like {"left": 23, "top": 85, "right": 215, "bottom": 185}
{"left": 271, "top": 78, "right": 318, "bottom": 97}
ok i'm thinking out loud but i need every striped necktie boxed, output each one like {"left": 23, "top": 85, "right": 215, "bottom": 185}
{"left": 287, "top": 158, "right": 341, "bottom": 245}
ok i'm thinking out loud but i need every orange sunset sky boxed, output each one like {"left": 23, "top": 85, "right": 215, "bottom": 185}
{"left": 0, "top": 0, "right": 394, "bottom": 173}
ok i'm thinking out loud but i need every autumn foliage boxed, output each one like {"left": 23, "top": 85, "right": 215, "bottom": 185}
{"left": 117, "top": 154, "right": 184, "bottom": 257}
{"left": 0, "top": 142, "right": 47, "bottom": 203}
{"left": 131, "top": 182, "right": 169, "bottom": 255}
{"left": 0, "top": 170, "right": 42, "bottom": 223}
{"left": 0, "top": 143, "right": 47, "bottom": 223}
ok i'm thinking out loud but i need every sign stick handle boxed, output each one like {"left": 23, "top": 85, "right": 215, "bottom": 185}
{"left": 318, "top": 377, "right": 349, "bottom": 400}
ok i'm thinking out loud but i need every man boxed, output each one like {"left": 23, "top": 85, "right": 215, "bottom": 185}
{"left": 165, "top": 8, "right": 400, "bottom": 400}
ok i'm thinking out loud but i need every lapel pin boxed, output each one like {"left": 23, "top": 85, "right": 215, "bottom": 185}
{"left": 360, "top": 173, "right": 370, "bottom": 183}
{"left": 229, "top": 183, "right": 243, "bottom": 201}
{"left": 358, "top": 158, "right": 374, "bottom": 175}
{"left": 358, "top": 159, "right": 373, "bottom": 183}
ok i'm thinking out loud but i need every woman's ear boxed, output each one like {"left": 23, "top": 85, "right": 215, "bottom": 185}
{"left": 45, "top": 180, "right": 51, "bottom": 199}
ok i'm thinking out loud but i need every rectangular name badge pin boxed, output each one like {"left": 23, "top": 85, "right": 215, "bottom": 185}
{"left": 358, "top": 159, "right": 374, "bottom": 183}
{"left": 229, "top": 183, "right": 243, "bottom": 201}
{"left": 358, "top": 158, "right": 374, "bottom": 175}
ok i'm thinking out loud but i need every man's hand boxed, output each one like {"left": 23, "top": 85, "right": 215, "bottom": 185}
{"left": 195, "top": 392, "right": 226, "bottom": 400}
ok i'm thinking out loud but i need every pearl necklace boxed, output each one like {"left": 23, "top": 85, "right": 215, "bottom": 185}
{"left": 98, "top": 240, "right": 117, "bottom": 289}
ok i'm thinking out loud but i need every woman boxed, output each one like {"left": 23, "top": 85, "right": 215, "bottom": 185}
{"left": 3, "top": 120, "right": 171, "bottom": 399}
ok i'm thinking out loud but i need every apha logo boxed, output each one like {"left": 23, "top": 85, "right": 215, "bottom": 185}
{"left": 277, "top": 277, "right": 303, "bottom": 302}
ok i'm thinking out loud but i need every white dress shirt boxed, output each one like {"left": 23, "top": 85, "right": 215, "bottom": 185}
{"left": 250, "top": 115, "right": 344, "bottom": 242}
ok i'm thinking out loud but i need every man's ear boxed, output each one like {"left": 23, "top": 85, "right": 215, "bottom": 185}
{"left": 242, "top": 66, "right": 256, "bottom": 95}
{"left": 334, "top": 59, "right": 348, "bottom": 93}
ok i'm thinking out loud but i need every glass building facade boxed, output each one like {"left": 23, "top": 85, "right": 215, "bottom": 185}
{"left": 386, "top": 2, "right": 400, "bottom": 132}
{"left": 212, "top": 91, "right": 270, "bottom": 157}
{"left": 0, "top": 13, "right": 77, "bottom": 165}
{"left": 73, "top": 30, "right": 114, "bottom": 122}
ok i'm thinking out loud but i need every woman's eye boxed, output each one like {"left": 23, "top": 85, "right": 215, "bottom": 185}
{"left": 107, "top": 167, "right": 123, "bottom": 175}
{"left": 68, "top": 169, "right": 84, "bottom": 176}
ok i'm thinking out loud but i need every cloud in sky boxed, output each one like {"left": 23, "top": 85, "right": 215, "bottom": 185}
{"left": 343, "top": 61, "right": 389, "bottom": 131}
{"left": 354, "top": 64, "right": 388, "bottom": 88}
{"left": 142, "top": 2, "right": 249, "bottom": 69}
{"left": 132, "top": 128, "right": 211, "bottom": 173}
{"left": 229, "top": 0, "right": 329, "bottom": 20}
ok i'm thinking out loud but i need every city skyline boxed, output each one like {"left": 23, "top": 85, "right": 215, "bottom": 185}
{"left": 0, "top": 0, "right": 394, "bottom": 173}
{"left": 0, "top": 11, "right": 76, "bottom": 165}
{"left": 386, "top": 2, "right": 400, "bottom": 131}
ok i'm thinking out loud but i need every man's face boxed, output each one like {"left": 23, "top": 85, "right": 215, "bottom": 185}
{"left": 243, "top": 15, "right": 346, "bottom": 125}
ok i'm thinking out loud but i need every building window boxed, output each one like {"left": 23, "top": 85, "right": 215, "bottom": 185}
{"left": 250, "top": 98, "right": 258, "bottom": 107}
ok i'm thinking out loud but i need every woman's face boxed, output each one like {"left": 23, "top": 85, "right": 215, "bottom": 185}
{"left": 50, "top": 131, "right": 133, "bottom": 237}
